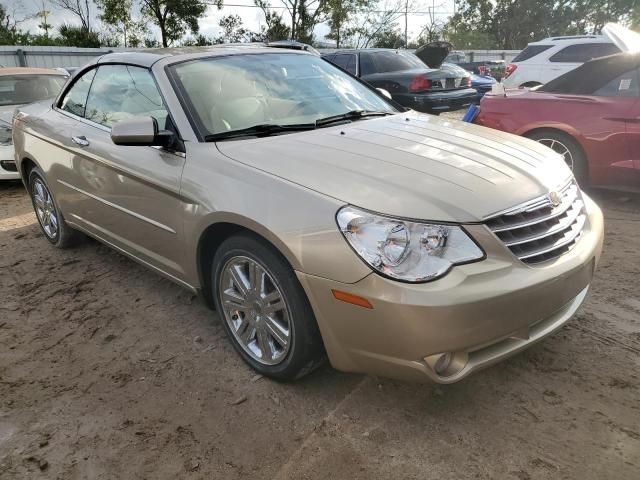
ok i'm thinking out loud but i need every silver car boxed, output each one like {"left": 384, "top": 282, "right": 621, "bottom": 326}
{"left": 0, "top": 67, "right": 67, "bottom": 180}
{"left": 13, "top": 48, "right": 604, "bottom": 383}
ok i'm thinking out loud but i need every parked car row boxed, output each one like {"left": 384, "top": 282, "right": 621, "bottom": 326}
{"left": 11, "top": 44, "right": 604, "bottom": 385}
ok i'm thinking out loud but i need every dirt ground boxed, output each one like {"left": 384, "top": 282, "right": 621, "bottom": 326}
{"left": 1, "top": 178, "right": 639, "bottom": 480}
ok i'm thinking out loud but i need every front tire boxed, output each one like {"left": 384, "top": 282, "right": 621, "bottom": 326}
{"left": 211, "top": 233, "right": 325, "bottom": 381}
{"left": 28, "top": 167, "right": 82, "bottom": 248}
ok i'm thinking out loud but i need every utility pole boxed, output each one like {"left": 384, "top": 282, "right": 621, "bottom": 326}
{"left": 404, "top": 0, "right": 408, "bottom": 47}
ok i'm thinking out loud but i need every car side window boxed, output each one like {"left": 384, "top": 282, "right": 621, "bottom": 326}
{"left": 84, "top": 64, "right": 168, "bottom": 128}
{"left": 549, "top": 43, "right": 620, "bottom": 63}
{"left": 593, "top": 69, "right": 640, "bottom": 98}
{"left": 344, "top": 55, "right": 357, "bottom": 75}
{"left": 60, "top": 68, "right": 97, "bottom": 117}
{"left": 359, "top": 53, "right": 376, "bottom": 76}
{"left": 331, "top": 54, "right": 351, "bottom": 70}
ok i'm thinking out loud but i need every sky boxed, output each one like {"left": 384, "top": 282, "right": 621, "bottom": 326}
{"left": 4, "top": 0, "right": 457, "bottom": 44}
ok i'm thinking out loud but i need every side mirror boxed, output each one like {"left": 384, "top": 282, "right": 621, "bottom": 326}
{"left": 111, "top": 116, "right": 174, "bottom": 147}
{"left": 376, "top": 88, "right": 392, "bottom": 100}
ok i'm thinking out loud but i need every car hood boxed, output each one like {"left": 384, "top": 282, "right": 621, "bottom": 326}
{"left": 216, "top": 112, "right": 572, "bottom": 222}
{"left": 603, "top": 23, "right": 640, "bottom": 53}
{"left": 415, "top": 41, "right": 453, "bottom": 68}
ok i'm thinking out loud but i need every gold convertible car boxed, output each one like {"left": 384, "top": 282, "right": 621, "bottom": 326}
{"left": 13, "top": 47, "right": 604, "bottom": 383}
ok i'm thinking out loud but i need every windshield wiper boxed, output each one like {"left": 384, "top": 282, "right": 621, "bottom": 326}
{"left": 204, "top": 123, "right": 316, "bottom": 142}
{"left": 315, "top": 110, "right": 392, "bottom": 127}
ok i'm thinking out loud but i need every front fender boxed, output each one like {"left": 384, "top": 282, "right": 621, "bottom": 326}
{"left": 181, "top": 144, "right": 373, "bottom": 288}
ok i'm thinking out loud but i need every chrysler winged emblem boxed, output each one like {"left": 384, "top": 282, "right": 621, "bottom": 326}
{"left": 548, "top": 191, "right": 561, "bottom": 207}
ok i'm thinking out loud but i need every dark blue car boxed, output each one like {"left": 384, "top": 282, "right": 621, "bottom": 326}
{"left": 470, "top": 73, "right": 497, "bottom": 102}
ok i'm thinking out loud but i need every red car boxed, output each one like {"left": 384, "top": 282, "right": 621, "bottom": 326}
{"left": 474, "top": 51, "right": 640, "bottom": 190}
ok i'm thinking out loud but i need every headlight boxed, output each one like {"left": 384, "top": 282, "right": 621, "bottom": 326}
{"left": 336, "top": 206, "right": 484, "bottom": 282}
{"left": 0, "top": 124, "right": 12, "bottom": 146}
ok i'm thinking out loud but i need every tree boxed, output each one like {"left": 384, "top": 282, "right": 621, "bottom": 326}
{"left": 216, "top": 14, "right": 255, "bottom": 43}
{"left": 35, "top": 1, "right": 53, "bottom": 37}
{"left": 0, "top": 2, "right": 35, "bottom": 44}
{"left": 260, "top": 0, "right": 330, "bottom": 42}
{"left": 96, "top": 0, "right": 147, "bottom": 47}
{"left": 345, "top": 0, "right": 406, "bottom": 48}
{"left": 326, "top": 0, "right": 371, "bottom": 48}
{"left": 140, "top": 0, "right": 215, "bottom": 47}
{"left": 412, "top": 0, "right": 445, "bottom": 45}
{"left": 255, "top": 0, "right": 291, "bottom": 41}
{"left": 448, "top": 0, "right": 637, "bottom": 50}
{"left": 50, "top": 0, "right": 92, "bottom": 31}
{"left": 58, "top": 23, "right": 101, "bottom": 47}
{"left": 371, "top": 25, "right": 404, "bottom": 47}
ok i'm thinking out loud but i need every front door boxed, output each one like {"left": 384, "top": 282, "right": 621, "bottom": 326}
{"left": 53, "top": 64, "right": 188, "bottom": 282}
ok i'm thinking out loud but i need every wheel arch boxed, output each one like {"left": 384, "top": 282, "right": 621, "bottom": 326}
{"left": 195, "top": 215, "right": 300, "bottom": 309}
{"left": 18, "top": 156, "right": 41, "bottom": 190}
{"left": 522, "top": 126, "right": 587, "bottom": 155}
{"left": 522, "top": 126, "right": 590, "bottom": 180}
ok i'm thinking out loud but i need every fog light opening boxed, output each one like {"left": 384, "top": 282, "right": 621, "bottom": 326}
{"left": 425, "top": 351, "right": 469, "bottom": 378}
{"left": 434, "top": 353, "right": 452, "bottom": 375}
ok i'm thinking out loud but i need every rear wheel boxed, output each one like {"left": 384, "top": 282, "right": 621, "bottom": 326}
{"left": 526, "top": 130, "right": 588, "bottom": 185}
{"left": 211, "top": 233, "right": 325, "bottom": 381}
{"left": 28, "top": 167, "right": 82, "bottom": 248}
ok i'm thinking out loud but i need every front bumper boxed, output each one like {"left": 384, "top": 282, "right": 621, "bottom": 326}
{"left": 393, "top": 88, "right": 477, "bottom": 113}
{"left": 298, "top": 194, "right": 604, "bottom": 383}
{"left": 0, "top": 144, "right": 19, "bottom": 180}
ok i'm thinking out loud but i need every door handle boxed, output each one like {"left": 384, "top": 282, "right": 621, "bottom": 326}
{"left": 71, "top": 135, "right": 90, "bottom": 147}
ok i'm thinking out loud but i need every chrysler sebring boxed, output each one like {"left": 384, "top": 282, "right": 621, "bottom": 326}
{"left": 13, "top": 47, "right": 604, "bottom": 383}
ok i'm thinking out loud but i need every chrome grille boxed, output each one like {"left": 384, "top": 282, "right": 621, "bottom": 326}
{"left": 486, "top": 180, "right": 586, "bottom": 265}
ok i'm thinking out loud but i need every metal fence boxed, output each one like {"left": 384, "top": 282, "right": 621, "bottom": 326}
{"left": 0, "top": 46, "right": 116, "bottom": 69}
{"left": 0, "top": 45, "right": 522, "bottom": 69}
{"left": 461, "top": 50, "right": 520, "bottom": 63}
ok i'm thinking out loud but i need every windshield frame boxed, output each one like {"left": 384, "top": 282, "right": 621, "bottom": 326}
{"left": 165, "top": 51, "right": 403, "bottom": 142}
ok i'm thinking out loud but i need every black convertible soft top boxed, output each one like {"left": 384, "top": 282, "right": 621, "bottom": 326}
{"left": 539, "top": 52, "right": 640, "bottom": 95}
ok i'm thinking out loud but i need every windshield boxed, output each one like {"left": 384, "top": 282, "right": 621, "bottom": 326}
{"left": 0, "top": 75, "right": 67, "bottom": 106}
{"left": 170, "top": 53, "right": 397, "bottom": 137}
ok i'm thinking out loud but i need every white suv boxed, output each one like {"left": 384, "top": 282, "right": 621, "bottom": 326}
{"left": 502, "top": 35, "right": 619, "bottom": 88}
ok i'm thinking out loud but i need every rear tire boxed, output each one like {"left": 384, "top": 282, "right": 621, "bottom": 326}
{"left": 28, "top": 167, "right": 83, "bottom": 248}
{"left": 526, "top": 130, "right": 588, "bottom": 185}
{"left": 211, "top": 232, "right": 325, "bottom": 381}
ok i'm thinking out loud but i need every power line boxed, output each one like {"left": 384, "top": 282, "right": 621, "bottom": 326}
{"left": 205, "top": 2, "right": 454, "bottom": 15}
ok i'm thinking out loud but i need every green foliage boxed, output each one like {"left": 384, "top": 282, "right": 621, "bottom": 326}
{"left": 441, "top": 27, "right": 494, "bottom": 50}
{"left": 371, "top": 27, "right": 404, "bottom": 48}
{"left": 326, "top": 0, "right": 372, "bottom": 48}
{"left": 254, "top": 0, "right": 291, "bottom": 41}
{"left": 58, "top": 24, "right": 101, "bottom": 47}
{"left": 140, "top": 0, "right": 214, "bottom": 47}
{"left": 217, "top": 14, "right": 252, "bottom": 43}
{"left": 96, "top": 0, "right": 147, "bottom": 47}
{"left": 448, "top": 0, "right": 638, "bottom": 49}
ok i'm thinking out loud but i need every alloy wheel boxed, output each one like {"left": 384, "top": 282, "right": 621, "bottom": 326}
{"left": 219, "top": 256, "right": 292, "bottom": 365}
{"left": 537, "top": 138, "right": 574, "bottom": 171}
{"left": 32, "top": 178, "right": 59, "bottom": 240}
